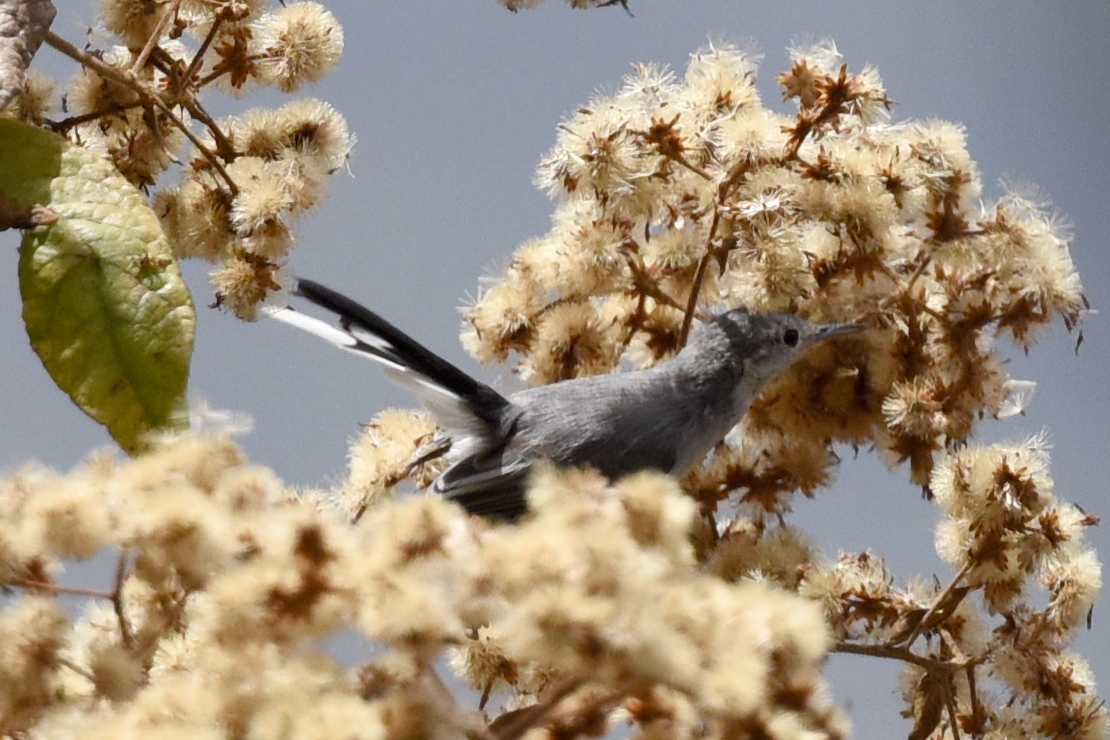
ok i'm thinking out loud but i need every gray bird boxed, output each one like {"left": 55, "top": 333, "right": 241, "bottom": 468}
{"left": 268, "top": 279, "right": 864, "bottom": 520}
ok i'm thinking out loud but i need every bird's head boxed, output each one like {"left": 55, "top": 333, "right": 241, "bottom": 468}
{"left": 706, "top": 309, "right": 865, "bottom": 384}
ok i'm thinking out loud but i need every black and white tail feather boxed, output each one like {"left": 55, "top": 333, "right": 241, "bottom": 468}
{"left": 266, "top": 279, "right": 530, "bottom": 520}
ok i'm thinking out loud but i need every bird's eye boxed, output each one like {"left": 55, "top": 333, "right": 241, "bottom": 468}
{"left": 783, "top": 328, "right": 800, "bottom": 347}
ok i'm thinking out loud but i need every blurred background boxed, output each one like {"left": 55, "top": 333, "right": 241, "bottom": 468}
{"left": 2, "top": 1, "right": 1107, "bottom": 736}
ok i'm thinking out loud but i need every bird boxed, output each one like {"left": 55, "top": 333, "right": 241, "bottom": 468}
{"left": 267, "top": 279, "right": 864, "bottom": 521}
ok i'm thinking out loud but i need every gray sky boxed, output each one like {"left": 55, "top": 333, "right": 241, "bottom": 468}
{"left": 3, "top": 1, "right": 1108, "bottom": 736}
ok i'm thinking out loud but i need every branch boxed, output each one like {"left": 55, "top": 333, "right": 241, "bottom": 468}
{"left": 196, "top": 53, "right": 265, "bottom": 88}
{"left": 617, "top": 290, "right": 647, "bottom": 353}
{"left": 941, "top": 676, "right": 963, "bottom": 740}
{"left": 479, "top": 675, "right": 496, "bottom": 712}
{"left": 113, "top": 549, "right": 136, "bottom": 651}
{"left": 47, "top": 102, "right": 143, "bottom": 132}
{"left": 491, "top": 678, "right": 583, "bottom": 740}
{"left": 44, "top": 30, "right": 138, "bottom": 89}
{"left": 57, "top": 656, "right": 97, "bottom": 682}
{"left": 148, "top": 93, "right": 239, "bottom": 195}
{"left": 131, "top": 0, "right": 181, "bottom": 74}
{"left": 134, "top": 591, "right": 190, "bottom": 657}
{"left": 623, "top": 248, "right": 686, "bottom": 313}
{"left": 832, "top": 641, "right": 952, "bottom": 673}
{"left": 965, "top": 663, "right": 987, "bottom": 736}
{"left": 178, "top": 96, "right": 238, "bottom": 162}
{"left": 668, "top": 150, "right": 711, "bottom": 181}
{"left": 43, "top": 29, "right": 240, "bottom": 195}
{"left": 678, "top": 208, "right": 720, "bottom": 347}
{"left": 899, "top": 560, "right": 973, "bottom": 648}
{"left": 183, "top": 14, "right": 223, "bottom": 86}
{"left": 677, "top": 154, "right": 756, "bottom": 347}
{"left": 11, "top": 579, "right": 114, "bottom": 599}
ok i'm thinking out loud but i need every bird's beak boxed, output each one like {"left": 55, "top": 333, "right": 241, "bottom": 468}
{"left": 813, "top": 322, "right": 867, "bottom": 343}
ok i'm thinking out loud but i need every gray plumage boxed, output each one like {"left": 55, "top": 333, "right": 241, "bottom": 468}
{"left": 267, "top": 279, "right": 864, "bottom": 520}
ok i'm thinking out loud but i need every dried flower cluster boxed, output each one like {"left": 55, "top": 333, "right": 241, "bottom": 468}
{"left": 0, "top": 432, "right": 1098, "bottom": 739}
{"left": 0, "top": 434, "right": 847, "bottom": 739}
{"left": 3, "top": 8, "right": 1100, "bottom": 736}
{"left": 456, "top": 40, "right": 1084, "bottom": 510}
{"left": 339, "top": 41, "right": 1099, "bottom": 738}
{"left": 796, "top": 434, "right": 1102, "bottom": 738}
{"left": 2, "top": 0, "right": 352, "bottom": 319}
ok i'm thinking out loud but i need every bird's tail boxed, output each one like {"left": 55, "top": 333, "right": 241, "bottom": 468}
{"left": 265, "top": 279, "right": 510, "bottom": 433}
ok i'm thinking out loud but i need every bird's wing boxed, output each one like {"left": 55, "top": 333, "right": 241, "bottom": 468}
{"left": 265, "top": 279, "right": 510, "bottom": 434}
{"left": 433, "top": 454, "right": 533, "bottom": 521}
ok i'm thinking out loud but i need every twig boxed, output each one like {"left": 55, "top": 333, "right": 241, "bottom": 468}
{"left": 676, "top": 154, "right": 756, "bottom": 347}
{"left": 668, "top": 151, "right": 712, "bottom": 181}
{"left": 941, "top": 675, "right": 963, "bottom": 740}
{"left": 113, "top": 549, "right": 136, "bottom": 651}
{"left": 623, "top": 250, "right": 686, "bottom": 312}
{"left": 677, "top": 208, "right": 720, "bottom": 347}
{"left": 870, "top": 252, "right": 934, "bottom": 322}
{"left": 134, "top": 591, "right": 190, "bottom": 657}
{"left": 196, "top": 65, "right": 232, "bottom": 88}
{"left": 617, "top": 290, "right": 648, "bottom": 353}
{"left": 45, "top": 31, "right": 137, "bottom": 90}
{"left": 480, "top": 675, "right": 496, "bottom": 712}
{"left": 597, "top": 0, "right": 632, "bottom": 16}
{"left": 131, "top": 0, "right": 182, "bottom": 74}
{"left": 147, "top": 41, "right": 230, "bottom": 156}
{"left": 832, "top": 641, "right": 950, "bottom": 673}
{"left": 493, "top": 678, "right": 583, "bottom": 740}
{"left": 178, "top": 96, "right": 238, "bottom": 162}
{"left": 939, "top": 627, "right": 970, "bottom": 666}
{"left": 966, "top": 663, "right": 985, "bottom": 735}
{"left": 11, "top": 580, "right": 113, "bottom": 599}
{"left": 183, "top": 15, "right": 224, "bottom": 86}
{"left": 141, "top": 104, "right": 183, "bottom": 168}
{"left": 47, "top": 102, "right": 143, "bottom": 132}
{"left": 58, "top": 657, "right": 97, "bottom": 682}
{"left": 196, "top": 53, "right": 265, "bottom": 87}
{"left": 902, "top": 252, "right": 933, "bottom": 298}
{"left": 901, "top": 560, "right": 973, "bottom": 648}
{"left": 148, "top": 94, "right": 239, "bottom": 195}
{"left": 44, "top": 30, "right": 240, "bottom": 195}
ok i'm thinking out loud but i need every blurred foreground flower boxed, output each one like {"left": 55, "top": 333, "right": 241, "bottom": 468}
{"left": 0, "top": 435, "right": 848, "bottom": 739}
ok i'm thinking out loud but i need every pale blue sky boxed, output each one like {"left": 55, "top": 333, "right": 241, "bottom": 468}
{"left": 3, "top": 2, "right": 1108, "bottom": 736}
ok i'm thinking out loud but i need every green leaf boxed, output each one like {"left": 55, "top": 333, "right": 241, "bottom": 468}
{"left": 1, "top": 118, "right": 196, "bottom": 453}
